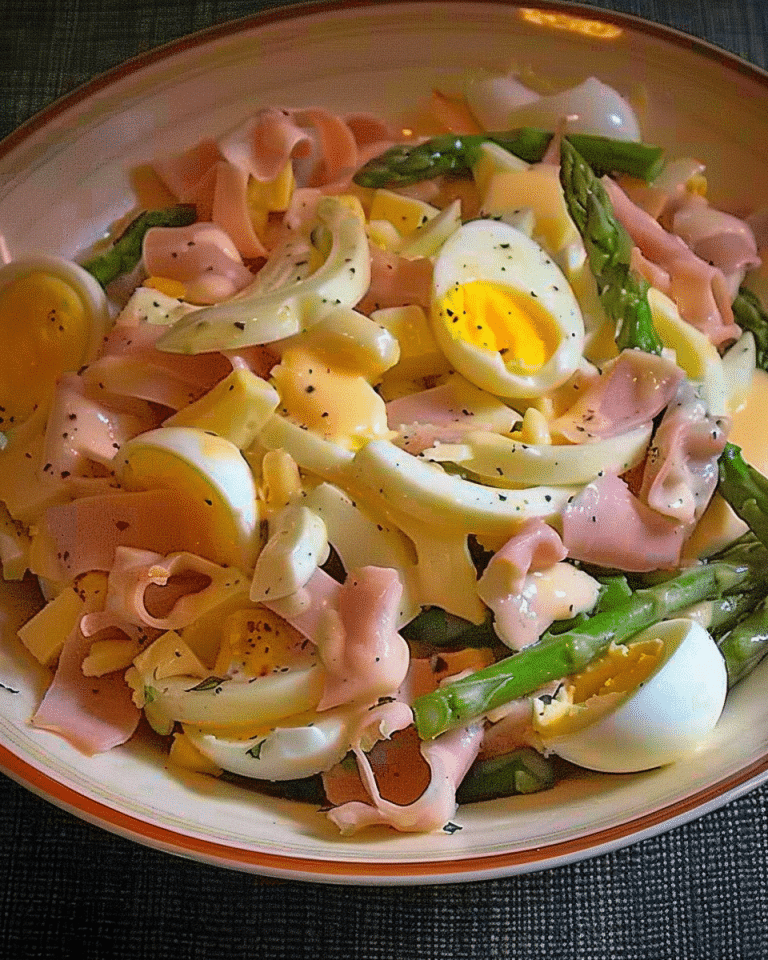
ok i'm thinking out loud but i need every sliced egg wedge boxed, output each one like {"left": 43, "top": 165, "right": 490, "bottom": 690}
{"left": 273, "top": 306, "right": 400, "bottom": 382}
{"left": 648, "top": 287, "right": 727, "bottom": 416}
{"left": 430, "top": 219, "right": 584, "bottom": 399}
{"left": 533, "top": 618, "right": 728, "bottom": 773}
{"left": 118, "top": 426, "right": 259, "bottom": 570}
{"left": 250, "top": 502, "right": 330, "bottom": 604}
{"left": 350, "top": 438, "right": 575, "bottom": 538}
{"left": 423, "top": 423, "right": 652, "bottom": 487}
{"left": 0, "top": 255, "right": 110, "bottom": 429}
{"left": 398, "top": 198, "right": 463, "bottom": 259}
{"left": 132, "top": 606, "right": 325, "bottom": 732}
{"left": 155, "top": 196, "right": 370, "bottom": 354}
{"left": 302, "top": 481, "right": 420, "bottom": 625}
{"left": 182, "top": 707, "right": 353, "bottom": 781}
{"left": 259, "top": 411, "right": 355, "bottom": 479}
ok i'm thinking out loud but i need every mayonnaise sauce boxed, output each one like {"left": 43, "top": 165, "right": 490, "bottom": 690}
{"left": 270, "top": 347, "right": 390, "bottom": 449}
{"left": 524, "top": 562, "right": 602, "bottom": 625}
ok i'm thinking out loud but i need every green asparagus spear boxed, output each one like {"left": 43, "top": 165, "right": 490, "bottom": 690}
{"left": 718, "top": 443, "right": 768, "bottom": 550}
{"left": 413, "top": 540, "right": 768, "bottom": 739}
{"left": 540, "top": 573, "right": 633, "bottom": 638}
{"left": 400, "top": 607, "right": 498, "bottom": 648}
{"left": 732, "top": 286, "right": 768, "bottom": 371}
{"left": 558, "top": 138, "right": 663, "bottom": 355}
{"left": 82, "top": 204, "right": 197, "bottom": 287}
{"left": 706, "top": 588, "right": 768, "bottom": 640}
{"left": 712, "top": 446, "right": 768, "bottom": 683}
{"left": 455, "top": 747, "right": 557, "bottom": 804}
{"left": 718, "top": 599, "right": 768, "bottom": 686}
{"left": 353, "top": 130, "right": 665, "bottom": 188}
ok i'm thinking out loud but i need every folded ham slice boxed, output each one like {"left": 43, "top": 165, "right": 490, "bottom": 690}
{"left": 561, "top": 472, "right": 686, "bottom": 572}
{"left": 142, "top": 222, "right": 256, "bottom": 304}
{"left": 103, "top": 547, "right": 247, "bottom": 632}
{"left": 603, "top": 177, "right": 741, "bottom": 346}
{"left": 84, "top": 321, "right": 232, "bottom": 410}
{"left": 32, "top": 488, "right": 238, "bottom": 582}
{"left": 32, "top": 581, "right": 140, "bottom": 754}
{"left": 326, "top": 721, "right": 484, "bottom": 835}
{"left": 315, "top": 566, "right": 410, "bottom": 711}
{"left": 552, "top": 349, "right": 682, "bottom": 443}
{"left": 640, "top": 382, "right": 728, "bottom": 524}
{"left": 670, "top": 195, "right": 760, "bottom": 297}
{"left": 356, "top": 245, "right": 433, "bottom": 314}
{"left": 477, "top": 519, "right": 566, "bottom": 649}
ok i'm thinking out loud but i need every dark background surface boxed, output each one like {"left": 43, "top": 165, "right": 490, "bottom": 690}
{"left": 3, "top": 1, "right": 768, "bottom": 957}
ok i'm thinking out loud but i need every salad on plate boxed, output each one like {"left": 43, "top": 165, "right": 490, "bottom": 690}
{"left": 2, "top": 68, "right": 768, "bottom": 836}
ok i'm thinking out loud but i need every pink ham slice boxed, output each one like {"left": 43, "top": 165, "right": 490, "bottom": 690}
{"left": 153, "top": 139, "right": 223, "bottom": 215}
{"left": 316, "top": 566, "right": 410, "bottom": 712}
{"left": 670, "top": 196, "right": 760, "bottom": 292}
{"left": 640, "top": 383, "right": 728, "bottom": 524}
{"left": 83, "top": 321, "right": 232, "bottom": 410}
{"left": 102, "top": 547, "right": 243, "bottom": 632}
{"left": 142, "top": 223, "right": 255, "bottom": 304}
{"left": 31, "top": 489, "right": 236, "bottom": 583}
{"left": 603, "top": 177, "right": 741, "bottom": 346}
{"left": 32, "top": 600, "right": 140, "bottom": 755}
{"left": 42, "top": 374, "right": 149, "bottom": 479}
{"left": 552, "top": 349, "right": 683, "bottom": 443}
{"left": 223, "top": 106, "right": 386, "bottom": 189}
{"left": 210, "top": 162, "right": 268, "bottom": 259}
{"left": 561, "top": 472, "right": 686, "bottom": 572}
{"left": 476, "top": 519, "right": 568, "bottom": 650}
{"left": 356, "top": 245, "right": 433, "bottom": 314}
{"left": 386, "top": 382, "right": 490, "bottom": 429}
{"left": 326, "top": 721, "right": 484, "bottom": 835}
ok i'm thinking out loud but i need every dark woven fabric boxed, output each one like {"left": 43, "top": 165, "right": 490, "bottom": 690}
{"left": 3, "top": 1, "right": 768, "bottom": 957}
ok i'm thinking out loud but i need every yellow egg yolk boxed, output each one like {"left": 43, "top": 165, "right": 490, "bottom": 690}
{"left": 213, "top": 607, "right": 315, "bottom": 678}
{"left": 436, "top": 280, "right": 561, "bottom": 371}
{"left": 536, "top": 638, "right": 663, "bottom": 738}
{"left": 0, "top": 272, "right": 90, "bottom": 427}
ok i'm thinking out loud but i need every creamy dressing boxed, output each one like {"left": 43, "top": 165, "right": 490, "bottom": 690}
{"left": 270, "top": 347, "right": 390, "bottom": 448}
{"left": 524, "top": 562, "right": 602, "bottom": 626}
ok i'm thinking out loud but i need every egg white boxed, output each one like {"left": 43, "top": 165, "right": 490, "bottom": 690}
{"left": 430, "top": 219, "right": 585, "bottom": 398}
{"left": 534, "top": 618, "right": 728, "bottom": 773}
{"left": 118, "top": 426, "right": 260, "bottom": 570}
{"left": 182, "top": 709, "right": 352, "bottom": 781}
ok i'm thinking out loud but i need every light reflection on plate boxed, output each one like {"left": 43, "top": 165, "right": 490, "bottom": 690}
{"left": 1, "top": 1, "right": 768, "bottom": 884}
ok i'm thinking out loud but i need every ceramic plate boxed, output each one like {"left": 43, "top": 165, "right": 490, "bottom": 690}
{"left": 2, "top": 0, "right": 768, "bottom": 884}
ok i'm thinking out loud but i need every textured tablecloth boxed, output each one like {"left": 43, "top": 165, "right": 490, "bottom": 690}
{"left": 3, "top": 1, "right": 768, "bottom": 957}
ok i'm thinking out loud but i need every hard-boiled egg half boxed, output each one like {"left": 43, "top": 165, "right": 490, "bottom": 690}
{"left": 131, "top": 606, "right": 326, "bottom": 736}
{"left": 118, "top": 426, "right": 259, "bottom": 570}
{"left": 430, "top": 219, "right": 584, "bottom": 398}
{"left": 533, "top": 618, "right": 728, "bottom": 773}
{"left": 182, "top": 708, "right": 353, "bottom": 781}
{"left": 0, "top": 255, "right": 110, "bottom": 430}
{"left": 141, "top": 605, "right": 351, "bottom": 781}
